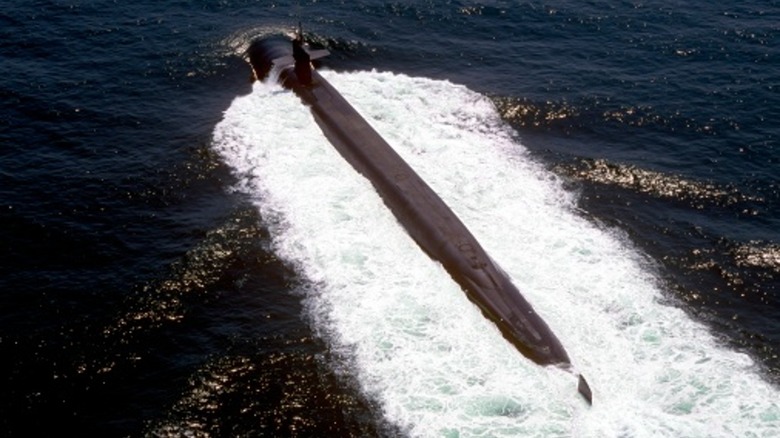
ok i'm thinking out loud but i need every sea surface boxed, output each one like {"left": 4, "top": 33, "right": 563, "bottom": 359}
{"left": 1, "top": 1, "right": 778, "bottom": 437}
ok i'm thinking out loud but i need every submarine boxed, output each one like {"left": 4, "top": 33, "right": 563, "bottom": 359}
{"left": 247, "top": 29, "right": 592, "bottom": 405}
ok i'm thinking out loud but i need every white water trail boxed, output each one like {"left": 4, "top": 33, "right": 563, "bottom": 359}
{"left": 212, "top": 70, "right": 779, "bottom": 437}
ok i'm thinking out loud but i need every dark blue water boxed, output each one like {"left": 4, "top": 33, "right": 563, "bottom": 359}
{"left": 1, "top": 1, "right": 778, "bottom": 436}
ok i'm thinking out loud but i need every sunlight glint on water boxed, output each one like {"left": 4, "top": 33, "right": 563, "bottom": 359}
{"left": 212, "top": 71, "right": 779, "bottom": 437}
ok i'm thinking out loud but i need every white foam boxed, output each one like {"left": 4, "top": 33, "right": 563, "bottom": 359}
{"left": 212, "top": 71, "right": 780, "bottom": 437}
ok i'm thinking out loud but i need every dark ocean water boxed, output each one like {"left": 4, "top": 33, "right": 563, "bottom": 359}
{"left": 1, "top": 1, "right": 778, "bottom": 436}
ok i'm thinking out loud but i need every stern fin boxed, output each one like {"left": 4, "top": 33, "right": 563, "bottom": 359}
{"left": 578, "top": 374, "right": 593, "bottom": 405}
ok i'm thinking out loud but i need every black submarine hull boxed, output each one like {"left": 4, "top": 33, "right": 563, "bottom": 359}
{"left": 247, "top": 37, "right": 591, "bottom": 404}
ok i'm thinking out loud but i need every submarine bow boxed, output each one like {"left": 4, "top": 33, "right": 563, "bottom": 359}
{"left": 246, "top": 35, "right": 592, "bottom": 404}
